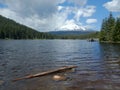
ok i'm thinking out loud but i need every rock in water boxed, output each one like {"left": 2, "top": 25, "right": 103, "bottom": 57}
{"left": 53, "top": 75, "right": 67, "bottom": 81}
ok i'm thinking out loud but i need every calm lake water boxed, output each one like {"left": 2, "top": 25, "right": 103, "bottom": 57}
{"left": 0, "top": 40, "right": 120, "bottom": 90}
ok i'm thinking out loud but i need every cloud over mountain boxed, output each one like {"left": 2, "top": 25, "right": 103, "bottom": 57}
{"left": 0, "top": 0, "right": 98, "bottom": 31}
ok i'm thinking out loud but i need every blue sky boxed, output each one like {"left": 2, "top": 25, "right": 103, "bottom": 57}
{"left": 87, "top": 0, "right": 120, "bottom": 30}
{"left": 0, "top": 0, "right": 120, "bottom": 32}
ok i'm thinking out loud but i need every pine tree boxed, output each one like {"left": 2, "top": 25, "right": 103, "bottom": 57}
{"left": 99, "top": 18, "right": 107, "bottom": 41}
{"left": 106, "top": 13, "right": 115, "bottom": 41}
{"left": 100, "top": 13, "right": 116, "bottom": 42}
{"left": 113, "top": 18, "right": 120, "bottom": 42}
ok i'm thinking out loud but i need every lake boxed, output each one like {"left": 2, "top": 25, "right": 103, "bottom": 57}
{"left": 0, "top": 40, "right": 120, "bottom": 90}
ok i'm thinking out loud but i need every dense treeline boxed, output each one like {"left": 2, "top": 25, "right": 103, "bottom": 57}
{"left": 56, "top": 32, "right": 99, "bottom": 39}
{"left": 0, "top": 15, "right": 54, "bottom": 39}
{"left": 100, "top": 13, "right": 120, "bottom": 42}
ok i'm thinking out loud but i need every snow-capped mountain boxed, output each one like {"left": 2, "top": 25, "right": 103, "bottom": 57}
{"left": 59, "top": 20, "right": 86, "bottom": 31}
{"left": 60, "top": 23, "right": 86, "bottom": 31}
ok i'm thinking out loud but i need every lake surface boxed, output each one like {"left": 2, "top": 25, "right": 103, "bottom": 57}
{"left": 0, "top": 40, "right": 120, "bottom": 90}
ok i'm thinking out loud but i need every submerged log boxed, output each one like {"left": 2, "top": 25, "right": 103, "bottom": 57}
{"left": 13, "top": 66, "right": 77, "bottom": 82}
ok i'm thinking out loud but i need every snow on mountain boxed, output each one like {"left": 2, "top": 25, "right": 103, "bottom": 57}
{"left": 59, "top": 20, "right": 86, "bottom": 31}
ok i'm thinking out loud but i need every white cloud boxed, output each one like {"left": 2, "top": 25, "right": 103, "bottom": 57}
{"left": 74, "top": 8, "right": 83, "bottom": 22}
{"left": 103, "top": 0, "right": 120, "bottom": 12}
{"left": 69, "top": 0, "right": 87, "bottom": 6}
{"left": 4, "top": 0, "right": 63, "bottom": 17}
{"left": 0, "top": 0, "right": 96, "bottom": 31}
{"left": 74, "top": 6, "right": 96, "bottom": 21}
{"left": 82, "top": 6, "right": 96, "bottom": 17}
{"left": 0, "top": 0, "right": 67, "bottom": 31}
{"left": 84, "top": 25, "right": 96, "bottom": 30}
{"left": 0, "top": 8, "right": 66, "bottom": 31}
{"left": 0, "top": 0, "right": 4, "bottom": 3}
{"left": 0, "top": 8, "right": 22, "bottom": 22}
{"left": 86, "top": 18, "right": 97, "bottom": 24}
{"left": 58, "top": 6, "right": 64, "bottom": 11}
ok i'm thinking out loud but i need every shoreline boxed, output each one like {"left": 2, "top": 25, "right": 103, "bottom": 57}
{"left": 99, "top": 41, "right": 120, "bottom": 44}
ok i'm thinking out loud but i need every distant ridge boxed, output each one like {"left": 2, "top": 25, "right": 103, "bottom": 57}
{"left": 48, "top": 30, "right": 97, "bottom": 36}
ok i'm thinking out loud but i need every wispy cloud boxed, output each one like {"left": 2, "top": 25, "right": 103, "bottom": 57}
{"left": 86, "top": 19, "right": 97, "bottom": 24}
{"left": 69, "top": 0, "right": 87, "bottom": 6}
{"left": 74, "top": 6, "right": 96, "bottom": 21}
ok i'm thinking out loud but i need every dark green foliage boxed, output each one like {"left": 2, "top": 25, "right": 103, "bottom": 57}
{"left": 100, "top": 13, "right": 120, "bottom": 42}
{"left": 0, "top": 15, "right": 54, "bottom": 39}
{"left": 99, "top": 18, "right": 107, "bottom": 41}
{"left": 107, "top": 13, "right": 115, "bottom": 41}
{"left": 56, "top": 32, "right": 99, "bottom": 39}
{"left": 113, "top": 18, "right": 120, "bottom": 41}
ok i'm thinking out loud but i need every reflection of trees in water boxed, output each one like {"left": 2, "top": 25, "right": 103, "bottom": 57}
{"left": 99, "top": 43, "right": 120, "bottom": 70}
{"left": 99, "top": 43, "right": 120, "bottom": 59}
{"left": 99, "top": 43, "right": 120, "bottom": 85}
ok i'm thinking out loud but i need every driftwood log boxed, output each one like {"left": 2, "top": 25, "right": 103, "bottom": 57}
{"left": 13, "top": 66, "right": 77, "bottom": 82}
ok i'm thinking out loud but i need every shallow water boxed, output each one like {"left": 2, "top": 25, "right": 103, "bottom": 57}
{"left": 0, "top": 40, "right": 120, "bottom": 90}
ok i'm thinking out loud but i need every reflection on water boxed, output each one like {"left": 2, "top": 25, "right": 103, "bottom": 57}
{"left": 0, "top": 40, "right": 120, "bottom": 90}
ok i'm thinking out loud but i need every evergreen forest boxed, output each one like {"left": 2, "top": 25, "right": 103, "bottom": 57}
{"left": 0, "top": 15, "right": 54, "bottom": 39}
{"left": 100, "top": 13, "right": 120, "bottom": 42}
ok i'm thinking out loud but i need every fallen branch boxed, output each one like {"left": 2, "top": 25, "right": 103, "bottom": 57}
{"left": 12, "top": 66, "right": 77, "bottom": 82}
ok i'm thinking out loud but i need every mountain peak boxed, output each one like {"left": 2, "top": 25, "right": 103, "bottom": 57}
{"left": 59, "top": 20, "right": 86, "bottom": 31}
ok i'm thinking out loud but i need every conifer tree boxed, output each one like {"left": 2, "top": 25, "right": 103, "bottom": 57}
{"left": 113, "top": 17, "right": 120, "bottom": 42}
{"left": 106, "top": 13, "right": 115, "bottom": 41}
{"left": 100, "top": 13, "right": 116, "bottom": 42}
{"left": 99, "top": 18, "right": 107, "bottom": 41}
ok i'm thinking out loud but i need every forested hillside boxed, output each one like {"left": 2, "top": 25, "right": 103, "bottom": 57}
{"left": 56, "top": 32, "right": 99, "bottom": 39}
{"left": 99, "top": 13, "right": 120, "bottom": 42}
{"left": 0, "top": 15, "right": 54, "bottom": 39}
